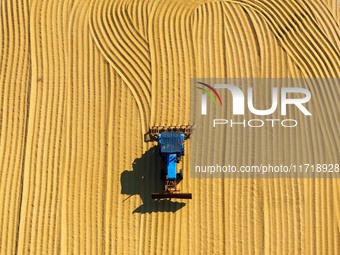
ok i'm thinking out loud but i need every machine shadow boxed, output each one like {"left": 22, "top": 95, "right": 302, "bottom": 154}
{"left": 120, "top": 146, "right": 186, "bottom": 214}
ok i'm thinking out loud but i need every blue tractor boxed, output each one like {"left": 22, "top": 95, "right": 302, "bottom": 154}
{"left": 150, "top": 126, "right": 192, "bottom": 199}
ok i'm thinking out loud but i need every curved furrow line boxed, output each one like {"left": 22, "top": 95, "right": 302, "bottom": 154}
{"left": 62, "top": 2, "right": 89, "bottom": 254}
{"left": 89, "top": 0, "right": 151, "bottom": 132}
{"left": 148, "top": 0, "right": 200, "bottom": 125}
{"left": 228, "top": 4, "right": 261, "bottom": 77}
{"left": 221, "top": 3, "right": 261, "bottom": 78}
{"left": 219, "top": 4, "right": 247, "bottom": 253}
{"left": 91, "top": 0, "right": 151, "bottom": 92}
{"left": 306, "top": 1, "right": 340, "bottom": 51}
{"left": 148, "top": 0, "right": 198, "bottom": 250}
{"left": 246, "top": 7, "right": 293, "bottom": 78}
{"left": 219, "top": 6, "right": 272, "bottom": 253}
{"left": 220, "top": 3, "right": 247, "bottom": 78}
{"left": 88, "top": 26, "right": 150, "bottom": 136}
{"left": 220, "top": 3, "right": 242, "bottom": 77}
{"left": 321, "top": 0, "right": 340, "bottom": 24}
{"left": 0, "top": 0, "right": 15, "bottom": 248}
{"left": 18, "top": 0, "right": 47, "bottom": 252}
{"left": 273, "top": 3, "right": 340, "bottom": 155}
{"left": 50, "top": 3, "right": 68, "bottom": 253}
{"left": 87, "top": 36, "right": 108, "bottom": 255}
{"left": 90, "top": 1, "right": 151, "bottom": 131}
{"left": 267, "top": 1, "right": 340, "bottom": 142}
{"left": 225, "top": 0, "right": 340, "bottom": 159}
{"left": 225, "top": 0, "right": 329, "bottom": 78}
{"left": 198, "top": 5, "right": 227, "bottom": 252}
{"left": 210, "top": 3, "right": 258, "bottom": 253}
{"left": 60, "top": 2, "right": 81, "bottom": 253}
{"left": 180, "top": 2, "right": 197, "bottom": 123}
{"left": 37, "top": 2, "right": 65, "bottom": 253}
{"left": 169, "top": 0, "right": 193, "bottom": 125}
{"left": 194, "top": 2, "right": 228, "bottom": 77}
{"left": 226, "top": 0, "right": 340, "bottom": 77}
{"left": 147, "top": 0, "right": 197, "bottom": 253}
{"left": 160, "top": 0, "right": 178, "bottom": 126}
{"left": 268, "top": 1, "right": 338, "bottom": 252}
{"left": 148, "top": 0, "right": 173, "bottom": 125}
{"left": 103, "top": 1, "right": 151, "bottom": 82}
{"left": 224, "top": 5, "right": 274, "bottom": 247}
{"left": 281, "top": 0, "right": 339, "bottom": 75}
{"left": 240, "top": 3, "right": 321, "bottom": 78}
{"left": 224, "top": 0, "right": 338, "bottom": 252}
{"left": 0, "top": 2, "right": 3, "bottom": 63}
{"left": 26, "top": 1, "right": 53, "bottom": 253}
{"left": 192, "top": 1, "right": 256, "bottom": 253}
{"left": 61, "top": 0, "right": 111, "bottom": 254}
{"left": 0, "top": 0, "right": 31, "bottom": 254}
{"left": 89, "top": 25, "right": 149, "bottom": 135}
{"left": 16, "top": 0, "right": 68, "bottom": 254}
{"left": 239, "top": 1, "right": 331, "bottom": 78}
{"left": 114, "top": 1, "right": 150, "bottom": 61}
{"left": 264, "top": 4, "right": 337, "bottom": 163}
{"left": 147, "top": 0, "right": 163, "bottom": 125}
{"left": 171, "top": 0, "right": 198, "bottom": 125}
{"left": 126, "top": 0, "right": 149, "bottom": 41}
{"left": 144, "top": 1, "right": 201, "bottom": 253}
{"left": 104, "top": 68, "right": 145, "bottom": 254}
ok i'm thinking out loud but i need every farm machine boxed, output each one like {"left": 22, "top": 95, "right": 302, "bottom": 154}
{"left": 149, "top": 125, "right": 192, "bottom": 200}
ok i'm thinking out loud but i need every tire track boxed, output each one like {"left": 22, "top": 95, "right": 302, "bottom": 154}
{"left": 16, "top": 0, "right": 67, "bottom": 254}
{"left": 0, "top": 0, "right": 30, "bottom": 254}
{"left": 148, "top": 0, "right": 197, "bottom": 126}
{"left": 61, "top": 1, "right": 111, "bottom": 254}
{"left": 104, "top": 67, "right": 144, "bottom": 255}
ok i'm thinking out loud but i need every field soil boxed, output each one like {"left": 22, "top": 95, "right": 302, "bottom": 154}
{"left": 0, "top": 0, "right": 339, "bottom": 254}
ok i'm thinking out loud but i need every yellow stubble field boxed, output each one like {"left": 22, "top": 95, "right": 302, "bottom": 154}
{"left": 0, "top": 0, "right": 339, "bottom": 254}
